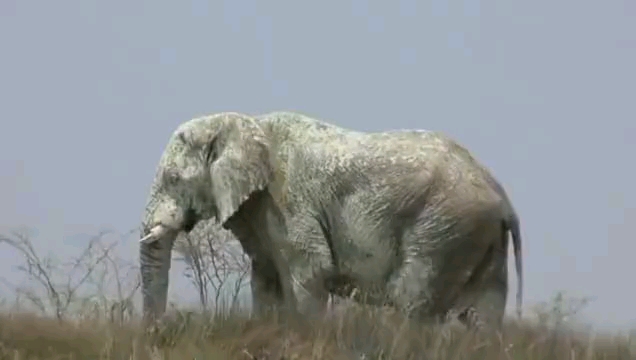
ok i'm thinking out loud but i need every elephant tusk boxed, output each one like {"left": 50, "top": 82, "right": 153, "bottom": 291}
{"left": 139, "top": 233, "right": 156, "bottom": 244}
{"left": 139, "top": 225, "right": 168, "bottom": 244}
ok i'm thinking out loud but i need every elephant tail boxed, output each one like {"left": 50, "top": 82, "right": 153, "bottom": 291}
{"left": 490, "top": 174, "right": 523, "bottom": 320}
{"left": 507, "top": 210, "right": 523, "bottom": 320}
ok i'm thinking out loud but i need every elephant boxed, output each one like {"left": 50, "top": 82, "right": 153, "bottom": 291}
{"left": 138, "top": 110, "right": 523, "bottom": 330}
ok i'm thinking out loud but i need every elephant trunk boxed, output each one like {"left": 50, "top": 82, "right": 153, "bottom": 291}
{"left": 140, "top": 231, "right": 176, "bottom": 323}
{"left": 139, "top": 187, "right": 192, "bottom": 324}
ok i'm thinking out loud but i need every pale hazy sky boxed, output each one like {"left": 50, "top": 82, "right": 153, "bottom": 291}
{"left": 0, "top": 1, "right": 634, "bottom": 329}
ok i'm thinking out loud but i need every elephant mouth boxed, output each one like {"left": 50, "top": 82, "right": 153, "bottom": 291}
{"left": 140, "top": 207, "right": 199, "bottom": 245}
{"left": 139, "top": 224, "right": 171, "bottom": 245}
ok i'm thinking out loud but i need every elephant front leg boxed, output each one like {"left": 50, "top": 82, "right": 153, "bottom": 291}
{"left": 283, "top": 214, "right": 339, "bottom": 321}
{"left": 223, "top": 189, "right": 299, "bottom": 318}
{"left": 249, "top": 255, "right": 287, "bottom": 316}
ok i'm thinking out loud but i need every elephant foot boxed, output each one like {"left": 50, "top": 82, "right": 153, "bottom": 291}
{"left": 457, "top": 307, "right": 487, "bottom": 331}
{"left": 285, "top": 273, "right": 330, "bottom": 322}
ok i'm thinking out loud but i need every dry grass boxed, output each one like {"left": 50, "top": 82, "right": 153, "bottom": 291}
{"left": 0, "top": 306, "right": 634, "bottom": 360}
{"left": 0, "top": 230, "right": 633, "bottom": 359}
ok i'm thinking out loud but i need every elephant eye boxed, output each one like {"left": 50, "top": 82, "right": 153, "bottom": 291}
{"left": 161, "top": 167, "right": 181, "bottom": 186}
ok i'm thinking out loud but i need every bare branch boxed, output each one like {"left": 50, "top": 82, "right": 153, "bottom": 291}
{"left": 175, "top": 221, "right": 250, "bottom": 312}
{"left": 0, "top": 228, "right": 141, "bottom": 322}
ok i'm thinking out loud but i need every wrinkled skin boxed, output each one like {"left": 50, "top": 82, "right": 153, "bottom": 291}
{"left": 139, "top": 111, "right": 523, "bottom": 330}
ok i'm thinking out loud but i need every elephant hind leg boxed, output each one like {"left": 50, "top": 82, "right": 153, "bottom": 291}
{"left": 450, "top": 232, "right": 509, "bottom": 331}
{"left": 462, "top": 246, "right": 509, "bottom": 330}
{"left": 386, "top": 211, "right": 502, "bottom": 323}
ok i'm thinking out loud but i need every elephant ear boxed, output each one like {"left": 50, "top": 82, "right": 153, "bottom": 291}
{"left": 210, "top": 114, "right": 275, "bottom": 225}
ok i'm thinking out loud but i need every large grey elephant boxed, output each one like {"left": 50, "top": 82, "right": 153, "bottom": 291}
{"left": 138, "top": 111, "right": 523, "bottom": 329}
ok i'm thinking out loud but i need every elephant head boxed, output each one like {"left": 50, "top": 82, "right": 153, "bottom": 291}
{"left": 138, "top": 112, "right": 293, "bottom": 322}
